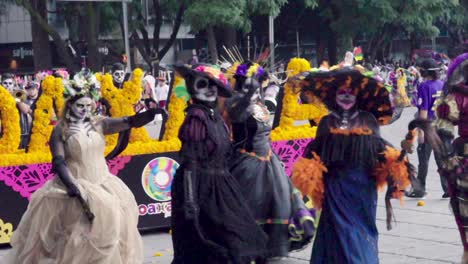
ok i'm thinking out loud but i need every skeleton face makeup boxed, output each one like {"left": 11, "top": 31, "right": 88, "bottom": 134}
{"left": 242, "top": 78, "right": 261, "bottom": 103}
{"left": 193, "top": 76, "right": 218, "bottom": 102}
{"left": 112, "top": 70, "right": 125, "bottom": 84}
{"left": 71, "top": 97, "right": 94, "bottom": 120}
{"left": 336, "top": 88, "right": 356, "bottom": 110}
{"left": 2, "top": 78, "right": 15, "bottom": 91}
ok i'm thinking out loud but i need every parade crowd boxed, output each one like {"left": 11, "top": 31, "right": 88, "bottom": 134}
{"left": 0, "top": 49, "right": 467, "bottom": 264}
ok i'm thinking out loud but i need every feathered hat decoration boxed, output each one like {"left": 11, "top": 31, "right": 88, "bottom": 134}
{"left": 301, "top": 69, "right": 393, "bottom": 125}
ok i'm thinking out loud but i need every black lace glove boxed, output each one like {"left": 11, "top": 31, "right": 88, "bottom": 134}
{"left": 52, "top": 156, "right": 81, "bottom": 197}
{"left": 183, "top": 165, "right": 199, "bottom": 220}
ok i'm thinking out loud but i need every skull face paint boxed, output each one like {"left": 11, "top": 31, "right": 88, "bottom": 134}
{"left": 336, "top": 88, "right": 356, "bottom": 110}
{"left": 112, "top": 70, "right": 125, "bottom": 84}
{"left": 242, "top": 78, "right": 261, "bottom": 103}
{"left": 71, "top": 97, "right": 94, "bottom": 120}
{"left": 193, "top": 76, "right": 218, "bottom": 102}
{"left": 2, "top": 78, "right": 15, "bottom": 91}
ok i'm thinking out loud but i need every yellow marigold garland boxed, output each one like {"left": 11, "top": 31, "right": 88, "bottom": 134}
{"left": 286, "top": 58, "right": 312, "bottom": 77}
{"left": 28, "top": 76, "right": 59, "bottom": 152}
{"left": 163, "top": 75, "right": 187, "bottom": 141}
{"left": 97, "top": 68, "right": 151, "bottom": 146}
{"left": 0, "top": 85, "right": 21, "bottom": 153}
{"left": 271, "top": 58, "right": 328, "bottom": 141}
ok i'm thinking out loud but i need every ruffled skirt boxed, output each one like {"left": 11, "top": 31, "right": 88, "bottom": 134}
{"left": 229, "top": 151, "right": 316, "bottom": 258}
{"left": 4, "top": 173, "right": 143, "bottom": 264}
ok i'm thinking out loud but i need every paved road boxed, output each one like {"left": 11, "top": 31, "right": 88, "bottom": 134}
{"left": 1, "top": 107, "right": 463, "bottom": 263}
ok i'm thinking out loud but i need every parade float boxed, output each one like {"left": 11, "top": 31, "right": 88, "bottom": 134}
{"left": 0, "top": 60, "right": 327, "bottom": 245}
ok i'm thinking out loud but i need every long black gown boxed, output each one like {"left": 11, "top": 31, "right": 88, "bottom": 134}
{"left": 171, "top": 103, "right": 267, "bottom": 263}
{"left": 228, "top": 102, "right": 315, "bottom": 258}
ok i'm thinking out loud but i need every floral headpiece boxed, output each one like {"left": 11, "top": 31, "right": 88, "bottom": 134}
{"left": 64, "top": 70, "right": 101, "bottom": 101}
{"left": 193, "top": 65, "right": 228, "bottom": 87}
{"left": 35, "top": 70, "right": 53, "bottom": 82}
{"left": 235, "top": 63, "right": 265, "bottom": 79}
{"left": 55, "top": 69, "right": 70, "bottom": 80}
{"left": 174, "top": 63, "right": 232, "bottom": 99}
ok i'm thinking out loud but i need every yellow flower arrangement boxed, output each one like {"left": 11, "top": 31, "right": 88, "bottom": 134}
{"left": 28, "top": 76, "right": 58, "bottom": 152}
{"left": 0, "top": 151, "right": 52, "bottom": 167}
{"left": 0, "top": 69, "right": 188, "bottom": 166}
{"left": 286, "top": 58, "right": 312, "bottom": 77}
{"left": 271, "top": 58, "right": 328, "bottom": 141}
{"left": 163, "top": 75, "right": 187, "bottom": 141}
{"left": 0, "top": 85, "right": 21, "bottom": 153}
{"left": 97, "top": 68, "right": 151, "bottom": 147}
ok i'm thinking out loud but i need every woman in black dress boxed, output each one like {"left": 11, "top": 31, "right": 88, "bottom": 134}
{"left": 171, "top": 64, "right": 267, "bottom": 263}
{"left": 226, "top": 63, "right": 316, "bottom": 260}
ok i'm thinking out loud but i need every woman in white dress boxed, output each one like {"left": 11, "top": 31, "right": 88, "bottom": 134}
{"left": 5, "top": 87, "right": 159, "bottom": 264}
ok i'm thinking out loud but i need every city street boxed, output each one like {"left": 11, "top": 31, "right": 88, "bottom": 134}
{"left": 0, "top": 107, "right": 462, "bottom": 263}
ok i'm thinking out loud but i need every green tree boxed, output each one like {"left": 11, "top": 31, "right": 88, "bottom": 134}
{"left": 185, "top": 0, "right": 292, "bottom": 63}
{"left": 129, "top": 0, "right": 187, "bottom": 72}
{"left": 15, "top": 0, "right": 77, "bottom": 71}
{"left": 354, "top": 0, "right": 454, "bottom": 61}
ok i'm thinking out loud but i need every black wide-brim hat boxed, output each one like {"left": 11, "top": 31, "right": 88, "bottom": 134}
{"left": 174, "top": 64, "right": 232, "bottom": 98}
{"left": 301, "top": 69, "right": 393, "bottom": 125}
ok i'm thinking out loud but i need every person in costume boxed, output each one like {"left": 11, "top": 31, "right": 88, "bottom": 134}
{"left": 18, "top": 80, "right": 40, "bottom": 149}
{"left": 1, "top": 73, "right": 17, "bottom": 93}
{"left": 391, "top": 68, "right": 411, "bottom": 107}
{"left": 171, "top": 64, "right": 267, "bottom": 263}
{"left": 110, "top": 62, "right": 128, "bottom": 89}
{"left": 226, "top": 62, "right": 315, "bottom": 260}
{"left": 4, "top": 75, "right": 161, "bottom": 264}
{"left": 292, "top": 69, "right": 414, "bottom": 264}
{"left": 432, "top": 53, "right": 468, "bottom": 263}
{"left": 406, "top": 59, "right": 448, "bottom": 198}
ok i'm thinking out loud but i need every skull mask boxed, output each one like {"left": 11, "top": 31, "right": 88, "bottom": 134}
{"left": 2, "top": 78, "right": 15, "bottom": 92}
{"left": 336, "top": 88, "right": 356, "bottom": 110}
{"left": 192, "top": 76, "right": 218, "bottom": 102}
{"left": 112, "top": 70, "right": 125, "bottom": 84}
{"left": 242, "top": 78, "right": 261, "bottom": 103}
{"left": 70, "top": 97, "right": 94, "bottom": 121}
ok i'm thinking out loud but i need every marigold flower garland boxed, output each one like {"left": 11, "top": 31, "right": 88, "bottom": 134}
{"left": 0, "top": 85, "right": 21, "bottom": 153}
{"left": 0, "top": 70, "right": 187, "bottom": 166}
{"left": 28, "top": 76, "right": 62, "bottom": 152}
{"left": 163, "top": 75, "right": 187, "bottom": 141}
{"left": 271, "top": 58, "right": 328, "bottom": 141}
{"left": 97, "top": 68, "right": 151, "bottom": 147}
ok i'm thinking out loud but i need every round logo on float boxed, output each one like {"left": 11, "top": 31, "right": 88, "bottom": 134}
{"left": 141, "top": 157, "right": 179, "bottom": 201}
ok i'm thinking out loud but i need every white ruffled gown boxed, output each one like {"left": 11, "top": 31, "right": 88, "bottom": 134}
{"left": 4, "top": 129, "right": 143, "bottom": 264}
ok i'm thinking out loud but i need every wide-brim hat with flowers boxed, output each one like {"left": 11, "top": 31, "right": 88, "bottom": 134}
{"left": 301, "top": 69, "right": 394, "bottom": 125}
{"left": 174, "top": 64, "right": 232, "bottom": 98}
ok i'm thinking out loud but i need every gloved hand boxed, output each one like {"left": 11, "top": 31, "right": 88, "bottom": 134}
{"left": 127, "top": 108, "right": 158, "bottom": 128}
{"left": 52, "top": 156, "right": 81, "bottom": 197}
{"left": 183, "top": 168, "right": 199, "bottom": 220}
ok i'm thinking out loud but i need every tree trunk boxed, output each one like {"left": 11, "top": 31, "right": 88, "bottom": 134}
{"left": 16, "top": 0, "right": 78, "bottom": 72}
{"left": 327, "top": 30, "right": 338, "bottom": 65}
{"left": 409, "top": 32, "right": 421, "bottom": 54}
{"left": 316, "top": 32, "right": 326, "bottom": 63}
{"left": 31, "top": 0, "right": 52, "bottom": 70}
{"left": 85, "top": 2, "right": 101, "bottom": 71}
{"left": 206, "top": 26, "right": 218, "bottom": 64}
{"left": 131, "top": 31, "right": 153, "bottom": 72}
{"left": 157, "top": 3, "right": 185, "bottom": 61}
